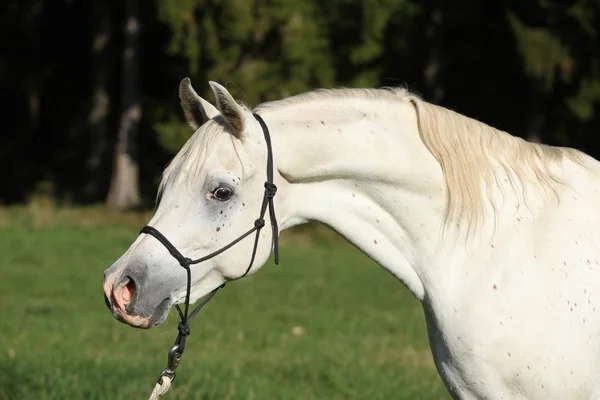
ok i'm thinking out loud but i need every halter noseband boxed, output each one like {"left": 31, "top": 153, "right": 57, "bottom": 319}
{"left": 139, "top": 113, "right": 280, "bottom": 386}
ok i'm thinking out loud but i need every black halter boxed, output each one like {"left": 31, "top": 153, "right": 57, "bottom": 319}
{"left": 139, "top": 113, "right": 280, "bottom": 385}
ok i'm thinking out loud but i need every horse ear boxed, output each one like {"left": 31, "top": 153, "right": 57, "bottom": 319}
{"left": 209, "top": 81, "right": 245, "bottom": 139}
{"left": 179, "top": 78, "right": 220, "bottom": 130}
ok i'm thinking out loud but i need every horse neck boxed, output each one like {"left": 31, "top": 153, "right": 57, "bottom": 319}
{"left": 265, "top": 98, "right": 449, "bottom": 301}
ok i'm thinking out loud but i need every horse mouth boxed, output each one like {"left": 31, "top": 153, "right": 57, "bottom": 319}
{"left": 112, "top": 306, "right": 170, "bottom": 329}
{"left": 107, "top": 287, "right": 172, "bottom": 329}
{"left": 115, "top": 312, "right": 153, "bottom": 328}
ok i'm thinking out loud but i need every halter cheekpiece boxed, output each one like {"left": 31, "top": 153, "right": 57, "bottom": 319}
{"left": 139, "top": 113, "right": 280, "bottom": 387}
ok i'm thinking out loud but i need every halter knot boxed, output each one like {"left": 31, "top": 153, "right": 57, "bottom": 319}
{"left": 178, "top": 257, "right": 192, "bottom": 268}
{"left": 254, "top": 219, "right": 265, "bottom": 229}
{"left": 177, "top": 322, "right": 191, "bottom": 337}
{"left": 264, "top": 182, "right": 277, "bottom": 198}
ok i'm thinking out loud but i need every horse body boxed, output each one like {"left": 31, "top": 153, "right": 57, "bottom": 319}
{"left": 265, "top": 94, "right": 600, "bottom": 399}
{"left": 104, "top": 79, "right": 600, "bottom": 399}
{"left": 425, "top": 159, "right": 600, "bottom": 399}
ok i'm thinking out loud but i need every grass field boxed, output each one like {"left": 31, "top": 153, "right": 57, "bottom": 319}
{"left": 0, "top": 205, "right": 450, "bottom": 399}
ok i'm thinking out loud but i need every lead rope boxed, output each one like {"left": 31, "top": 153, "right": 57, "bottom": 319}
{"left": 144, "top": 113, "right": 279, "bottom": 399}
{"left": 149, "top": 376, "right": 172, "bottom": 400}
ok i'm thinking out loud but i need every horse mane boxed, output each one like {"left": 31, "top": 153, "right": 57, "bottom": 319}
{"left": 256, "top": 87, "right": 585, "bottom": 232}
{"left": 254, "top": 86, "right": 413, "bottom": 113}
{"left": 407, "top": 98, "right": 585, "bottom": 232}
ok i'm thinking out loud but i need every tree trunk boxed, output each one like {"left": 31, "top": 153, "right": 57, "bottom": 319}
{"left": 106, "top": 0, "right": 141, "bottom": 208}
{"left": 87, "top": 1, "right": 112, "bottom": 199}
{"left": 423, "top": 1, "right": 444, "bottom": 104}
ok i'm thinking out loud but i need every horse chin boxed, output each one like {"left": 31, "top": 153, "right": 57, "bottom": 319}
{"left": 146, "top": 305, "right": 170, "bottom": 327}
{"left": 116, "top": 310, "right": 169, "bottom": 329}
{"left": 142, "top": 297, "right": 172, "bottom": 328}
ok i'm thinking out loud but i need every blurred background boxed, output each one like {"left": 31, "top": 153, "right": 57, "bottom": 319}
{"left": 1, "top": 0, "right": 599, "bottom": 207}
{"left": 0, "top": 0, "right": 599, "bottom": 399}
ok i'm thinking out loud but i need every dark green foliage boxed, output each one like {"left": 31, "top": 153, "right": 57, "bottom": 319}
{"left": 0, "top": 0, "right": 599, "bottom": 204}
{"left": 507, "top": 0, "right": 600, "bottom": 145}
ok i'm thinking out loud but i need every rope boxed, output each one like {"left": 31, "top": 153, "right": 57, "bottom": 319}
{"left": 148, "top": 376, "right": 172, "bottom": 400}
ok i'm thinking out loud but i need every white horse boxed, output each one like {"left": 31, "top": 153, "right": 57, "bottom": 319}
{"left": 104, "top": 77, "right": 600, "bottom": 399}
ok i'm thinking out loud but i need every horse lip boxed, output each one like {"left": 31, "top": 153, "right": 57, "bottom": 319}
{"left": 111, "top": 310, "right": 152, "bottom": 328}
{"left": 111, "top": 301, "right": 172, "bottom": 329}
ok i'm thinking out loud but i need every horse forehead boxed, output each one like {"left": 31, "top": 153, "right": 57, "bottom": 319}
{"left": 212, "top": 135, "right": 264, "bottom": 175}
{"left": 208, "top": 143, "right": 244, "bottom": 175}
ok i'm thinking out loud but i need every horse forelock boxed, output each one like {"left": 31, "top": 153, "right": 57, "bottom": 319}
{"left": 157, "top": 119, "right": 224, "bottom": 201}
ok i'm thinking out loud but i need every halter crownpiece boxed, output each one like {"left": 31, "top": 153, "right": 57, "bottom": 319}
{"left": 141, "top": 113, "right": 280, "bottom": 396}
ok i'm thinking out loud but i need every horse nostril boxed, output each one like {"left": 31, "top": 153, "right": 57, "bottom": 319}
{"left": 121, "top": 276, "right": 137, "bottom": 303}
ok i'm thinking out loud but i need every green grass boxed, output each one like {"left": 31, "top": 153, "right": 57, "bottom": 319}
{"left": 0, "top": 207, "right": 450, "bottom": 399}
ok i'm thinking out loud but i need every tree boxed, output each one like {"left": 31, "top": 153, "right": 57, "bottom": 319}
{"left": 153, "top": 0, "right": 337, "bottom": 153}
{"left": 86, "top": 0, "right": 113, "bottom": 200}
{"left": 106, "top": 0, "right": 142, "bottom": 208}
{"left": 508, "top": 0, "right": 600, "bottom": 145}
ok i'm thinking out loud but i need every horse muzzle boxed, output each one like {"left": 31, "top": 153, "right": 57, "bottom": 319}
{"left": 103, "top": 265, "right": 172, "bottom": 328}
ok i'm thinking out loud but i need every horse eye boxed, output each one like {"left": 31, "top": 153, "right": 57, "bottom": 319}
{"left": 212, "top": 187, "right": 234, "bottom": 201}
